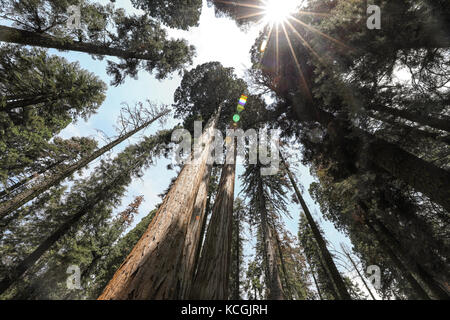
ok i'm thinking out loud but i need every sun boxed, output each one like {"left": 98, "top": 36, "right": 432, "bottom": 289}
{"left": 263, "top": 0, "right": 299, "bottom": 24}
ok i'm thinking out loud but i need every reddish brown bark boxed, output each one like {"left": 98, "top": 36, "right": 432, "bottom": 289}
{"left": 189, "top": 137, "right": 237, "bottom": 299}
{"left": 98, "top": 110, "right": 220, "bottom": 300}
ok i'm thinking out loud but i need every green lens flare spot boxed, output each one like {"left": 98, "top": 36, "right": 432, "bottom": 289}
{"left": 233, "top": 114, "right": 241, "bottom": 123}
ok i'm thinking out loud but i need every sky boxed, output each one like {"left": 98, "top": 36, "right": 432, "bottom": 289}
{"left": 49, "top": 0, "right": 378, "bottom": 298}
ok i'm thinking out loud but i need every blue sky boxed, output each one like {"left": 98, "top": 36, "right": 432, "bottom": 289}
{"left": 48, "top": 0, "right": 378, "bottom": 297}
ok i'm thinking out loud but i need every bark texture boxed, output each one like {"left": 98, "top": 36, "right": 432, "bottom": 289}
{"left": 258, "top": 178, "right": 285, "bottom": 300}
{"left": 189, "top": 138, "right": 236, "bottom": 299}
{"left": 98, "top": 110, "right": 220, "bottom": 300}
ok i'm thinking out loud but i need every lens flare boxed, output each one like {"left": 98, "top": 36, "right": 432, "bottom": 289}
{"left": 263, "top": 0, "right": 298, "bottom": 24}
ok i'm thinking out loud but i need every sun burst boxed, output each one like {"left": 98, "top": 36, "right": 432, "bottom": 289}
{"left": 262, "top": 0, "right": 299, "bottom": 25}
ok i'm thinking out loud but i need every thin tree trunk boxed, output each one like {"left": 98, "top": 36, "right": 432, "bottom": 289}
{"left": 274, "top": 231, "right": 293, "bottom": 299}
{"left": 307, "top": 262, "right": 323, "bottom": 300}
{"left": 0, "top": 25, "right": 165, "bottom": 61}
{"left": 3, "top": 94, "right": 60, "bottom": 112}
{"left": 0, "top": 172, "right": 122, "bottom": 295}
{"left": 258, "top": 178, "right": 285, "bottom": 300}
{"left": 98, "top": 108, "right": 221, "bottom": 300}
{"left": 0, "top": 110, "right": 168, "bottom": 220}
{"left": 341, "top": 245, "right": 377, "bottom": 300}
{"left": 0, "top": 158, "right": 65, "bottom": 200}
{"left": 193, "top": 188, "right": 212, "bottom": 274}
{"left": 364, "top": 218, "right": 431, "bottom": 300}
{"left": 190, "top": 137, "right": 237, "bottom": 299}
{"left": 232, "top": 203, "right": 241, "bottom": 300}
{"left": 281, "top": 153, "right": 352, "bottom": 300}
{"left": 369, "top": 215, "right": 450, "bottom": 299}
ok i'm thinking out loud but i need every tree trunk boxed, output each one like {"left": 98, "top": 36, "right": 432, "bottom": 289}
{"left": 308, "top": 262, "right": 323, "bottom": 300}
{"left": 0, "top": 25, "right": 165, "bottom": 61}
{"left": 3, "top": 94, "right": 60, "bottom": 112}
{"left": 364, "top": 218, "right": 431, "bottom": 300}
{"left": 369, "top": 216, "right": 450, "bottom": 299}
{"left": 258, "top": 178, "right": 285, "bottom": 300}
{"left": 189, "top": 137, "right": 236, "bottom": 299}
{"left": 232, "top": 202, "right": 241, "bottom": 300}
{"left": 98, "top": 108, "right": 221, "bottom": 300}
{"left": 176, "top": 162, "right": 213, "bottom": 299}
{"left": 0, "top": 110, "right": 168, "bottom": 220}
{"left": 367, "top": 103, "right": 450, "bottom": 132}
{"left": 281, "top": 152, "right": 352, "bottom": 300}
{"left": 0, "top": 174, "right": 120, "bottom": 295}
{"left": 193, "top": 189, "right": 212, "bottom": 274}
{"left": 341, "top": 245, "right": 377, "bottom": 300}
{"left": 0, "top": 158, "right": 65, "bottom": 201}
{"left": 368, "top": 112, "right": 450, "bottom": 145}
{"left": 274, "top": 231, "right": 293, "bottom": 299}
{"left": 291, "top": 100, "right": 450, "bottom": 212}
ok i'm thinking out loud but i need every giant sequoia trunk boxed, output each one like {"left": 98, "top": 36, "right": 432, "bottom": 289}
{"left": 98, "top": 109, "right": 221, "bottom": 300}
{"left": 190, "top": 137, "right": 237, "bottom": 299}
{"left": 281, "top": 153, "right": 352, "bottom": 300}
{"left": 0, "top": 110, "right": 168, "bottom": 220}
{"left": 0, "top": 26, "right": 166, "bottom": 61}
{"left": 258, "top": 179, "right": 285, "bottom": 300}
{"left": 176, "top": 162, "right": 213, "bottom": 299}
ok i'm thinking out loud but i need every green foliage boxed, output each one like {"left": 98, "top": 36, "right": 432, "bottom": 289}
{"left": 173, "top": 61, "right": 268, "bottom": 133}
{"left": 0, "top": 1, "right": 195, "bottom": 85}
{"left": 0, "top": 129, "right": 172, "bottom": 299}
{"left": 131, "top": 0, "right": 202, "bottom": 30}
{"left": 0, "top": 44, "right": 105, "bottom": 185}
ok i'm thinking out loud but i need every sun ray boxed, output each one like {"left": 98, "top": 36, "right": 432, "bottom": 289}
{"left": 284, "top": 19, "right": 323, "bottom": 63}
{"left": 214, "top": 0, "right": 265, "bottom": 11}
{"left": 296, "top": 10, "right": 331, "bottom": 17}
{"left": 288, "top": 15, "right": 354, "bottom": 52}
{"left": 236, "top": 11, "right": 265, "bottom": 21}
{"left": 280, "top": 22, "right": 312, "bottom": 101}
{"left": 276, "top": 22, "right": 279, "bottom": 74}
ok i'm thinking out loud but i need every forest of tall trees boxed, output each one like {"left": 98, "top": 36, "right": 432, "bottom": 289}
{"left": 0, "top": 0, "right": 448, "bottom": 301}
